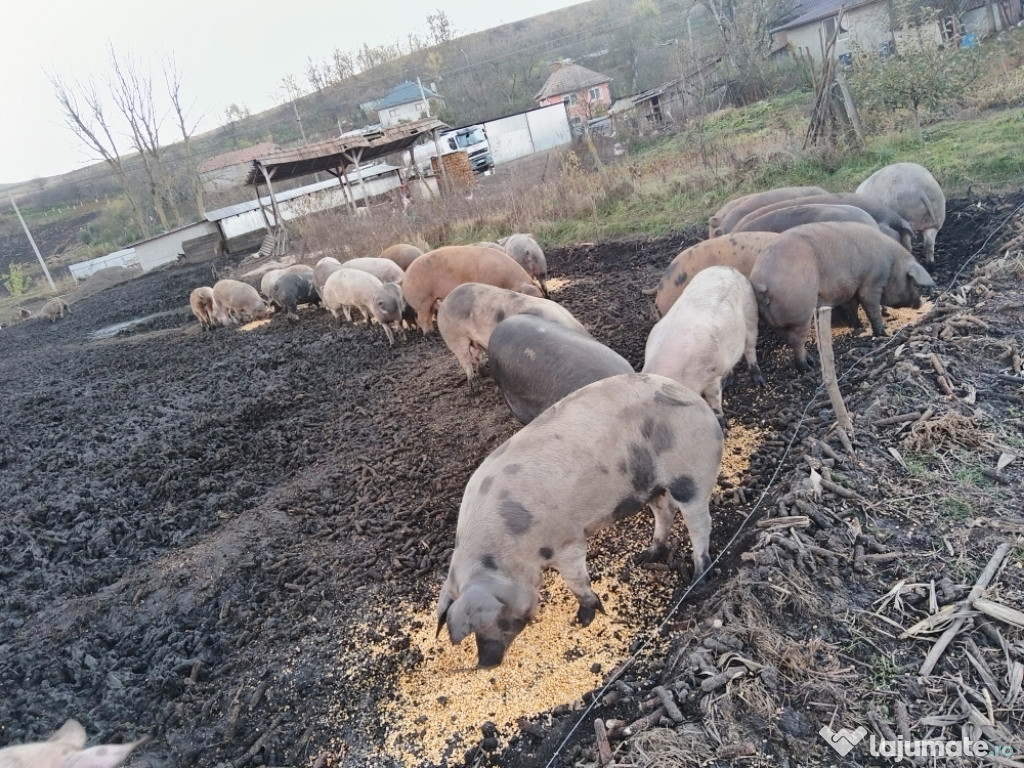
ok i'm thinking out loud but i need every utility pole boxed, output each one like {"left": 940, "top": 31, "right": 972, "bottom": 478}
{"left": 8, "top": 192, "right": 56, "bottom": 293}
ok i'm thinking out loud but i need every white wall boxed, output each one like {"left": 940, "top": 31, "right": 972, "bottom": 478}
{"left": 485, "top": 103, "right": 572, "bottom": 165}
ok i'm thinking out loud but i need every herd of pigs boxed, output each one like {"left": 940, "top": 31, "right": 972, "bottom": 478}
{"left": 1, "top": 162, "right": 947, "bottom": 765}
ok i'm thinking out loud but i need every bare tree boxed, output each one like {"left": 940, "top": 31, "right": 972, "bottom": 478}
{"left": 696, "top": 0, "right": 793, "bottom": 100}
{"left": 108, "top": 47, "right": 176, "bottom": 231}
{"left": 165, "top": 56, "right": 205, "bottom": 216}
{"left": 426, "top": 9, "right": 455, "bottom": 46}
{"left": 49, "top": 73, "right": 150, "bottom": 238}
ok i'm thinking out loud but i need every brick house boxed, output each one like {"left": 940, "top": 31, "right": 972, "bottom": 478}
{"left": 534, "top": 61, "right": 613, "bottom": 129}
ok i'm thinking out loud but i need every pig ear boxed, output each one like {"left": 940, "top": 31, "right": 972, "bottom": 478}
{"left": 444, "top": 582, "right": 502, "bottom": 645}
{"left": 49, "top": 719, "right": 87, "bottom": 748}
{"left": 64, "top": 737, "right": 148, "bottom": 768}
{"left": 906, "top": 260, "right": 934, "bottom": 286}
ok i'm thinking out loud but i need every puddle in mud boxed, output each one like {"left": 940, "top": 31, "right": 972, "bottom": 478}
{"left": 90, "top": 311, "right": 178, "bottom": 339}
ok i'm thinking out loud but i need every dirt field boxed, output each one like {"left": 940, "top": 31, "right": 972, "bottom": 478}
{"left": 1, "top": 191, "right": 1022, "bottom": 768}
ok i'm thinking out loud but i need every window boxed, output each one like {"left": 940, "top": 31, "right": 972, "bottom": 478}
{"left": 588, "top": 86, "right": 602, "bottom": 101}
{"left": 563, "top": 93, "right": 578, "bottom": 106}
{"left": 822, "top": 15, "right": 849, "bottom": 41}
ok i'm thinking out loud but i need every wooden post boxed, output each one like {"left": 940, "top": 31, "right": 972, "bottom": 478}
{"left": 814, "top": 307, "right": 855, "bottom": 452}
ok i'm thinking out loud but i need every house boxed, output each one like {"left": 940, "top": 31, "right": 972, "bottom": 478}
{"left": 771, "top": 0, "right": 1023, "bottom": 65}
{"left": 535, "top": 61, "right": 613, "bottom": 130}
{"left": 372, "top": 81, "right": 443, "bottom": 128}
{"left": 197, "top": 142, "right": 281, "bottom": 195}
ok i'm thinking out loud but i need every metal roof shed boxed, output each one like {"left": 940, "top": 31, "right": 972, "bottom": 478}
{"left": 243, "top": 118, "right": 448, "bottom": 256}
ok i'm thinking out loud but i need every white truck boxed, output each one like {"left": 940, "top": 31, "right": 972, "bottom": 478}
{"left": 410, "top": 124, "right": 494, "bottom": 177}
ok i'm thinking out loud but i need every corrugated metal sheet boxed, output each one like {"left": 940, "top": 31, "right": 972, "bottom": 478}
{"left": 527, "top": 104, "right": 573, "bottom": 152}
{"left": 484, "top": 104, "right": 572, "bottom": 166}
{"left": 69, "top": 248, "right": 139, "bottom": 281}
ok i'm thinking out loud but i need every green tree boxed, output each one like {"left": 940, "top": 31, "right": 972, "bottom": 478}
{"left": 3, "top": 263, "right": 31, "bottom": 297}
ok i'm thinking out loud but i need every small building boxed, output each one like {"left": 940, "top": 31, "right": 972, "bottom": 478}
{"left": 372, "top": 81, "right": 443, "bottom": 129}
{"left": 535, "top": 61, "right": 613, "bottom": 130}
{"left": 771, "top": 0, "right": 1023, "bottom": 65}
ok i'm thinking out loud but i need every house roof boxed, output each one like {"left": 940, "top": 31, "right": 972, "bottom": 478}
{"left": 197, "top": 142, "right": 281, "bottom": 174}
{"left": 535, "top": 63, "right": 611, "bottom": 101}
{"left": 771, "top": 0, "right": 881, "bottom": 32}
{"left": 374, "top": 81, "right": 442, "bottom": 110}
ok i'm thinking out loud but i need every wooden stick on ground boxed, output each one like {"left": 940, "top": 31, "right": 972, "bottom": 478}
{"left": 919, "top": 542, "right": 1012, "bottom": 676}
{"left": 814, "top": 307, "right": 854, "bottom": 452}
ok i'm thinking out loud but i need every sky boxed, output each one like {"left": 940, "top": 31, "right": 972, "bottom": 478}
{"left": 1, "top": 0, "right": 589, "bottom": 185}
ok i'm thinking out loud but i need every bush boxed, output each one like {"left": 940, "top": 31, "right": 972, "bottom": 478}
{"left": 3, "top": 263, "right": 32, "bottom": 297}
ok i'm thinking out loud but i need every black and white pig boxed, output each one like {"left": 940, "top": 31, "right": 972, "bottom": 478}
{"left": 487, "top": 314, "right": 634, "bottom": 423}
{"left": 436, "top": 372, "right": 724, "bottom": 668}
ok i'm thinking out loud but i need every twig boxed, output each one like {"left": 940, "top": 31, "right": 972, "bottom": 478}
{"left": 919, "top": 542, "right": 1012, "bottom": 675}
{"left": 594, "top": 718, "right": 613, "bottom": 766}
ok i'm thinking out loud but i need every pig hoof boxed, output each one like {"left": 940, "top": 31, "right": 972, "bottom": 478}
{"left": 750, "top": 366, "right": 765, "bottom": 387}
{"left": 634, "top": 543, "right": 669, "bottom": 565}
{"left": 575, "top": 597, "right": 606, "bottom": 627}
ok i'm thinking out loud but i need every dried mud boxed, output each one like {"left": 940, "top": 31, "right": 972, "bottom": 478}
{"left": 1, "top": 192, "right": 1022, "bottom": 767}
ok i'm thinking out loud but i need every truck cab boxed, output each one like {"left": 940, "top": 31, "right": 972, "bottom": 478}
{"left": 411, "top": 124, "right": 494, "bottom": 176}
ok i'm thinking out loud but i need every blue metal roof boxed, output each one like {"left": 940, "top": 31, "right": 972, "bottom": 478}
{"left": 375, "top": 81, "right": 441, "bottom": 109}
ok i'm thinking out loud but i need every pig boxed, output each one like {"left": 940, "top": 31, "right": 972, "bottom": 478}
{"left": 731, "top": 203, "right": 880, "bottom": 234}
{"left": 321, "top": 268, "right": 404, "bottom": 345}
{"left": 498, "top": 234, "right": 549, "bottom": 296}
{"left": 341, "top": 256, "right": 404, "bottom": 285}
{"left": 436, "top": 372, "right": 724, "bottom": 668}
{"left": 642, "top": 266, "right": 761, "bottom": 417}
{"left": 436, "top": 282, "right": 591, "bottom": 384}
{"left": 402, "top": 245, "right": 543, "bottom": 332}
{"left": 487, "top": 314, "right": 634, "bottom": 423}
{"left": 212, "top": 279, "right": 271, "bottom": 324}
{"left": 729, "top": 192, "right": 913, "bottom": 248}
{"left": 709, "top": 186, "right": 829, "bottom": 236}
{"left": 749, "top": 221, "right": 935, "bottom": 371}
{"left": 313, "top": 257, "right": 343, "bottom": 299}
{"left": 0, "top": 718, "right": 147, "bottom": 768}
{"left": 268, "top": 271, "right": 320, "bottom": 318}
{"left": 380, "top": 243, "right": 423, "bottom": 271}
{"left": 855, "top": 162, "right": 946, "bottom": 263}
{"left": 259, "top": 268, "right": 284, "bottom": 299}
{"left": 38, "top": 297, "right": 71, "bottom": 323}
{"left": 647, "top": 232, "right": 779, "bottom": 318}
{"left": 189, "top": 286, "right": 218, "bottom": 330}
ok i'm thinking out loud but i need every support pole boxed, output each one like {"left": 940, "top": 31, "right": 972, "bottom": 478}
{"left": 8, "top": 193, "right": 57, "bottom": 292}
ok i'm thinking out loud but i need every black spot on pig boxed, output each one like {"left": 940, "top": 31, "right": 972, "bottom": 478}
{"left": 481, "top": 554, "right": 499, "bottom": 571}
{"left": 480, "top": 476, "right": 494, "bottom": 495}
{"left": 538, "top": 546, "right": 553, "bottom": 560}
{"left": 628, "top": 444, "right": 654, "bottom": 493}
{"left": 641, "top": 417, "right": 674, "bottom": 454}
{"left": 504, "top": 463, "right": 522, "bottom": 476}
{"left": 654, "top": 388, "right": 690, "bottom": 407}
{"left": 612, "top": 496, "right": 641, "bottom": 520}
{"left": 673, "top": 270, "right": 688, "bottom": 287}
{"left": 493, "top": 309, "right": 506, "bottom": 324}
{"left": 668, "top": 475, "right": 696, "bottom": 503}
{"left": 498, "top": 499, "right": 534, "bottom": 534}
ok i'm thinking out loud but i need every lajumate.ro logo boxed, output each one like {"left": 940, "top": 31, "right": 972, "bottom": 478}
{"left": 819, "top": 724, "right": 1016, "bottom": 761}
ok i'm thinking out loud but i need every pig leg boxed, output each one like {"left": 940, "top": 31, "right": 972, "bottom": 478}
{"left": 922, "top": 228, "right": 938, "bottom": 264}
{"left": 701, "top": 378, "right": 724, "bottom": 417}
{"left": 744, "top": 323, "right": 763, "bottom": 385}
{"left": 552, "top": 543, "right": 605, "bottom": 626}
{"left": 635, "top": 490, "right": 677, "bottom": 564}
{"left": 675, "top": 496, "right": 712, "bottom": 578}
{"left": 841, "top": 299, "right": 864, "bottom": 332}
{"left": 857, "top": 289, "right": 888, "bottom": 337}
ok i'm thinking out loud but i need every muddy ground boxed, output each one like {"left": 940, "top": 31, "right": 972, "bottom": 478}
{"left": 1, "top": 192, "right": 1022, "bottom": 768}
